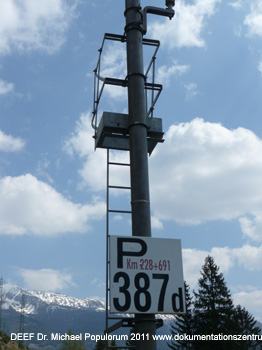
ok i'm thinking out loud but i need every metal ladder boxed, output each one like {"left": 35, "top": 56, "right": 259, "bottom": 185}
{"left": 105, "top": 148, "right": 135, "bottom": 350}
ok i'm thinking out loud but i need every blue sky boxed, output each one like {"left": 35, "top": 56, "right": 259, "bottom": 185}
{"left": 1, "top": 0, "right": 262, "bottom": 322}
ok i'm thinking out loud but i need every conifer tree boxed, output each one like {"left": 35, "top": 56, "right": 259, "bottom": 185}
{"left": 168, "top": 282, "right": 194, "bottom": 350}
{"left": 110, "top": 339, "right": 118, "bottom": 350}
{"left": 94, "top": 339, "right": 106, "bottom": 350}
{"left": 193, "top": 255, "right": 235, "bottom": 350}
{"left": 233, "top": 305, "right": 261, "bottom": 349}
{"left": 0, "top": 277, "right": 3, "bottom": 332}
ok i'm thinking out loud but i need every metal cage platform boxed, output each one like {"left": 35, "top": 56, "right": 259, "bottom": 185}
{"left": 95, "top": 112, "right": 164, "bottom": 154}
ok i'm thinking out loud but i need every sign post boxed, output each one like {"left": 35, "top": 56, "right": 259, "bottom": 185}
{"left": 110, "top": 236, "right": 185, "bottom": 315}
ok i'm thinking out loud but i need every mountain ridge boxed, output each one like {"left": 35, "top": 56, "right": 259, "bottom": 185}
{"left": 2, "top": 283, "right": 261, "bottom": 350}
{"left": 3, "top": 283, "right": 105, "bottom": 314}
{"left": 2, "top": 284, "right": 109, "bottom": 350}
{"left": 2, "top": 283, "right": 174, "bottom": 350}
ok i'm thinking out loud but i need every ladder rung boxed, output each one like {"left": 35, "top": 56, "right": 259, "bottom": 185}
{"left": 109, "top": 185, "right": 131, "bottom": 190}
{"left": 108, "top": 161, "right": 130, "bottom": 166}
{"left": 107, "top": 317, "right": 134, "bottom": 320}
{"left": 108, "top": 209, "right": 132, "bottom": 214}
{"left": 107, "top": 347, "right": 135, "bottom": 349}
{"left": 106, "top": 149, "right": 133, "bottom": 335}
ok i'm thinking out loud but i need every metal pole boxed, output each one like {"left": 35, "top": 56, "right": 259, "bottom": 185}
{"left": 124, "top": 1, "right": 156, "bottom": 349}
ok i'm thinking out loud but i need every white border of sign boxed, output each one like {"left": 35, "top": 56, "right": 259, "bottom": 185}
{"left": 109, "top": 236, "right": 185, "bottom": 314}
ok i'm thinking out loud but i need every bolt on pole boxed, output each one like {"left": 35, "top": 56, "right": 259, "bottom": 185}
{"left": 125, "top": 1, "right": 156, "bottom": 349}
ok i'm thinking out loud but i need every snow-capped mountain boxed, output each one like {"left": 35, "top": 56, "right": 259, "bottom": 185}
{"left": 1, "top": 284, "right": 173, "bottom": 350}
{"left": 4, "top": 284, "right": 260, "bottom": 350}
{"left": 3, "top": 283, "right": 105, "bottom": 315}
{"left": 2, "top": 284, "right": 107, "bottom": 350}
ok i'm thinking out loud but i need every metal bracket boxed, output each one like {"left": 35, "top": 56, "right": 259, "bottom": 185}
{"left": 104, "top": 317, "right": 163, "bottom": 334}
{"left": 142, "top": 6, "right": 175, "bottom": 34}
{"left": 105, "top": 318, "right": 135, "bottom": 334}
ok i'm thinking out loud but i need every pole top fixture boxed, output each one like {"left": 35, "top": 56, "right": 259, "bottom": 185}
{"left": 141, "top": 1, "right": 175, "bottom": 33}
{"left": 166, "top": 0, "right": 175, "bottom": 10}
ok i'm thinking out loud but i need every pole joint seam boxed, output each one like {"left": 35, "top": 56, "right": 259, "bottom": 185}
{"left": 124, "top": 22, "right": 143, "bottom": 34}
{"left": 124, "top": 6, "right": 142, "bottom": 17}
{"left": 126, "top": 72, "right": 146, "bottom": 81}
{"left": 131, "top": 199, "right": 149, "bottom": 204}
{"left": 128, "top": 122, "right": 148, "bottom": 131}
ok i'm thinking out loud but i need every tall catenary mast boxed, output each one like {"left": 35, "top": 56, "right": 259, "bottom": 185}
{"left": 92, "top": 2, "right": 176, "bottom": 349}
{"left": 124, "top": 3, "right": 175, "bottom": 349}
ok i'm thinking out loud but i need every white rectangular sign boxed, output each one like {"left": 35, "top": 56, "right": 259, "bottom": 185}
{"left": 109, "top": 236, "right": 185, "bottom": 314}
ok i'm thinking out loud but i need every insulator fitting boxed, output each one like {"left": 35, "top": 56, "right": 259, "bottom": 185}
{"left": 165, "top": 0, "right": 175, "bottom": 9}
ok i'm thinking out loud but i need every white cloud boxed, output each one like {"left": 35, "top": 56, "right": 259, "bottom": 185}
{"left": 64, "top": 112, "right": 107, "bottom": 191}
{"left": 244, "top": 1, "right": 262, "bottom": 37}
{"left": 36, "top": 159, "right": 54, "bottom": 184}
{"left": 0, "top": 174, "right": 105, "bottom": 235}
{"left": 228, "top": 1, "right": 242, "bottom": 9}
{"left": 258, "top": 60, "right": 262, "bottom": 74}
{"left": 234, "top": 26, "right": 242, "bottom": 37}
{"left": 91, "top": 278, "right": 106, "bottom": 289}
{"left": 182, "top": 248, "right": 208, "bottom": 287}
{"left": 19, "top": 268, "right": 75, "bottom": 291}
{"left": 64, "top": 112, "right": 94, "bottom": 158}
{"left": 183, "top": 244, "right": 262, "bottom": 289}
{"left": 151, "top": 216, "right": 164, "bottom": 230}
{"left": 66, "top": 115, "right": 262, "bottom": 241}
{"left": 239, "top": 216, "right": 262, "bottom": 242}
{"left": 149, "top": 119, "right": 262, "bottom": 240}
{"left": 156, "top": 61, "right": 190, "bottom": 87}
{"left": 0, "top": 79, "right": 14, "bottom": 95}
{"left": 64, "top": 112, "right": 130, "bottom": 192}
{"left": 149, "top": 0, "right": 222, "bottom": 49}
{"left": 184, "top": 83, "right": 199, "bottom": 100}
{"left": 182, "top": 247, "right": 234, "bottom": 288}
{"left": 112, "top": 215, "right": 123, "bottom": 222}
{"left": 0, "top": 0, "right": 76, "bottom": 55}
{"left": 232, "top": 244, "right": 262, "bottom": 270}
{"left": 100, "top": 42, "right": 127, "bottom": 100}
{"left": 210, "top": 246, "right": 236, "bottom": 272}
{"left": 101, "top": 42, "right": 126, "bottom": 79}
{"left": 0, "top": 130, "right": 25, "bottom": 152}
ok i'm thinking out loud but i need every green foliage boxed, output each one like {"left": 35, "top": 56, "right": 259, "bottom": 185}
{"left": 0, "top": 331, "right": 11, "bottom": 344}
{"left": 18, "top": 341, "right": 26, "bottom": 349}
{"left": 94, "top": 339, "right": 105, "bottom": 350}
{"left": 233, "top": 305, "right": 261, "bottom": 349}
{"left": 0, "top": 330, "right": 26, "bottom": 349}
{"left": 168, "top": 256, "right": 261, "bottom": 350}
{"left": 60, "top": 329, "right": 87, "bottom": 350}
{"left": 194, "top": 256, "right": 235, "bottom": 349}
{"left": 0, "top": 277, "right": 3, "bottom": 333}
{"left": 168, "top": 282, "right": 194, "bottom": 350}
{"left": 78, "top": 340, "right": 87, "bottom": 350}
{"left": 110, "top": 339, "right": 118, "bottom": 350}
